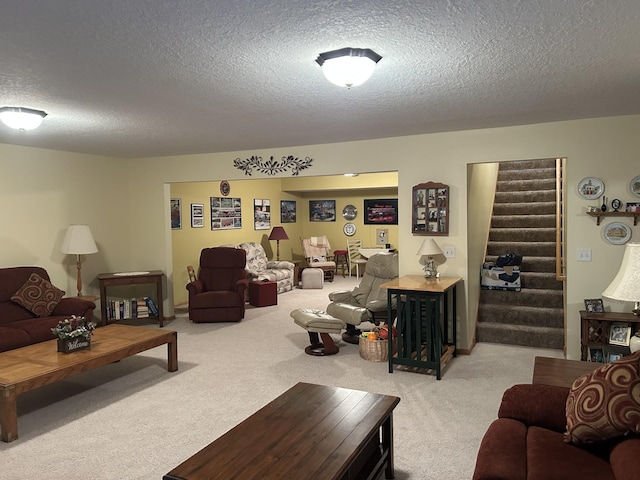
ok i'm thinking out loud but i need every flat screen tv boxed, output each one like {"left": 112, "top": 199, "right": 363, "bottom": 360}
{"left": 363, "top": 198, "right": 398, "bottom": 225}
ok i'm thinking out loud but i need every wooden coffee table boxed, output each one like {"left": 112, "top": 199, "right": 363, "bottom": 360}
{"left": 164, "top": 382, "right": 400, "bottom": 480}
{"left": 0, "top": 324, "right": 177, "bottom": 442}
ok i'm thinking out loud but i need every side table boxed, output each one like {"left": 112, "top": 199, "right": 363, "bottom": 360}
{"left": 97, "top": 270, "right": 165, "bottom": 327}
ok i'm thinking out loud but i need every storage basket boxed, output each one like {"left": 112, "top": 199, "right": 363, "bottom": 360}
{"left": 359, "top": 337, "right": 389, "bottom": 362}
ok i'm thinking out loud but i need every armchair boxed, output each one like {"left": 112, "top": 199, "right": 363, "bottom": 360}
{"left": 239, "top": 242, "right": 294, "bottom": 294}
{"left": 186, "top": 247, "right": 248, "bottom": 323}
{"left": 326, "top": 252, "right": 399, "bottom": 344}
{"left": 301, "top": 236, "right": 336, "bottom": 281}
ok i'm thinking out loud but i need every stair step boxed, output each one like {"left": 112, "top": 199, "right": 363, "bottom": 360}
{"left": 495, "top": 190, "right": 556, "bottom": 203}
{"left": 487, "top": 241, "right": 556, "bottom": 257}
{"left": 492, "top": 214, "right": 556, "bottom": 228}
{"left": 498, "top": 167, "right": 557, "bottom": 182}
{"left": 477, "top": 304, "right": 564, "bottom": 327}
{"left": 489, "top": 227, "right": 556, "bottom": 242}
{"left": 496, "top": 178, "right": 556, "bottom": 192}
{"left": 520, "top": 272, "right": 563, "bottom": 290}
{"left": 480, "top": 288, "right": 564, "bottom": 309}
{"left": 476, "top": 323, "right": 564, "bottom": 349}
{"left": 498, "top": 159, "right": 557, "bottom": 171}
{"left": 485, "top": 255, "right": 557, "bottom": 273}
{"left": 492, "top": 202, "right": 556, "bottom": 215}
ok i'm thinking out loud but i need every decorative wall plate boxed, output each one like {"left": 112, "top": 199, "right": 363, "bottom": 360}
{"left": 219, "top": 180, "right": 230, "bottom": 196}
{"left": 343, "top": 222, "right": 356, "bottom": 236}
{"left": 342, "top": 204, "right": 357, "bottom": 220}
{"left": 577, "top": 177, "right": 604, "bottom": 199}
{"left": 603, "top": 222, "right": 631, "bottom": 245}
{"left": 629, "top": 175, "right": 640, "bottom": 198}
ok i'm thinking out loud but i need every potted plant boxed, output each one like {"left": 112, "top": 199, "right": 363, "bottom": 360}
{"left": 51, "top": 315, "right": 96, "bottom": 353}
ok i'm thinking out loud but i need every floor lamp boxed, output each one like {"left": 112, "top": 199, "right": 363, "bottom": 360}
{"left": 269, "top": 226, "right": 289, "bottom": 261}
{"left": 60, "top": 224, "right": 98, "bottom": 296}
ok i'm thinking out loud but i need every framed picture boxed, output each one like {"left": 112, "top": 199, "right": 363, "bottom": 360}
{"left": 584, "top": 298, "right": 604, "bottom": 313}
{"left": 364, "top": 198, "right": 398, "bottom": 225}
{"left": 309, "top": 200, "right": 336, "bottom": 222}
{"left": 254, "top": 198, "right": 271, "bottom": 230}
{"left": 626, "top": 202, "right": 640, "bottom": 212}
{"left": 190, "top": 203, "right": 204, "bottom": 228}
{"left": 607, "top": 352, "right": 623, "bottom": 363}
{"left": 211, "top": 196, "right": 242, "bottom": 230}
{"left": 170, "top": 198, "right": 181, "bottom": 230}
{"left": 588, "top": 347, "right": 605, "bottom": 363}
{"left": 609, "top": 323, "right": 631, "bottom": 346}
{"left": 280, "top": 200, "right": 296, "bottom": 223}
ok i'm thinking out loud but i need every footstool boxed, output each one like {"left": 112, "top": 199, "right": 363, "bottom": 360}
{"left": 301, "top": 267, "right": 324, "bottom": 289}
{"left": 249, "top": 280, "right": 277, "bottom": 307}
{"left": 290, "top": 308, "right": 344, "bottom": 356}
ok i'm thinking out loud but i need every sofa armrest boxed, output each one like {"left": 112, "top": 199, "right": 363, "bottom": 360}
{"left": 52, "top": 297, "right": 96, "bottom": 317}
{"left": 235, "top": 279, "right": 248, "bottom": 296}
{"left": 186, "top": 280, "right": 204, "bottom": 296}
{"left": 266, "top": 261, "right": 294, "bottom": 270}
{"left": 610, "top": 438, "right": 640, "bottom": 480}
{"left": 472, "top": 418, "right": 527, "bottom": 480}
{"left": 498, "top": 384, "right": 569, "bottom": 433}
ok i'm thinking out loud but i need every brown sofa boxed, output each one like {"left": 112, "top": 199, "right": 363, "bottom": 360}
{"left": 473, "top": 383, "right": 640, "bottom": 480}
{"left": 0, "top": 266, "right": 96, "bottom": 353}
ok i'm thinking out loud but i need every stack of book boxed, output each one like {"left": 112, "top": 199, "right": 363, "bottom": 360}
{"left": 107, "top": 296, "right": 159, "bottom": 321}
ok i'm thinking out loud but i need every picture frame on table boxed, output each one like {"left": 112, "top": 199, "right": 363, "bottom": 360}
{"left": 608, "top": 323, "right": 631, "bottom": 346}
{"left": 607, "top": 352, "right": 623, "bottom": 363}
{"left": 588, "top": 347, "right": 605, "bottom": 363}
{"left": 170, "top": 198, "right": 181, "bottom": 230}
{"left": 584, "top": 298, "right": 604, "bottom": 313}
{"left": 191, "top": 203, "right": 204, "bottom": 228}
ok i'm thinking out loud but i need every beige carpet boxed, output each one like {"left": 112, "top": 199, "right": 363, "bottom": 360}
{"left": 2, "top": 276, "right": 563, "bottom": 479}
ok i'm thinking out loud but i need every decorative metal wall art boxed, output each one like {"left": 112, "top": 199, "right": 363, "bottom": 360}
{"left": 233, "top": 155, "right": 313, "bottom": 176}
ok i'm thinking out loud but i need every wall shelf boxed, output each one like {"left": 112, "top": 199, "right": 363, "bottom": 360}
{"left": 586, "top": 211, "right": 639, "bottom": 226}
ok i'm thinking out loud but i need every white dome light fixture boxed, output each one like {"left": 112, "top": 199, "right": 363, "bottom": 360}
{"left": 315, "top": 48, "right": 382, "bottom": 88}
{"left": 0, "top": 107, "right": 47, "bottom": 131}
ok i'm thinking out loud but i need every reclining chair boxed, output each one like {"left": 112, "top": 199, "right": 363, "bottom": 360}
{"left": 326, "top": 252, "right": 399, "bottom": 344}
{"left": 186, "top": 247, "right": 248, "bottom": 323}
{"left": 301, "top": 236, "right": 336, "bottom": 281}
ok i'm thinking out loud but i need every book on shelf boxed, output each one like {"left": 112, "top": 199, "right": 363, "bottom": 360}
{"left": 145, "top": 296, "right": 159, "bottom": 317}
{"left": 106, "top": 297, "right": 156, "bottom": 320}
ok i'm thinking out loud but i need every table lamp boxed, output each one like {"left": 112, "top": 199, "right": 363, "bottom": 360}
{"left": 416, "top": 239, "right": 443, "bottom": 278}
{"left": 60, "top": 224, "right": 98, "bottom": 296}
{"left": 602, "top": 242, "right": 640, "bottom": 317}
{"left": 269, "top": 226, "right": 289, "bottom": 261}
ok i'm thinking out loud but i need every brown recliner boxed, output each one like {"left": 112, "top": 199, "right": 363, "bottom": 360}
{"left": 186, "top": 247, "right": 248, "bottom": 323}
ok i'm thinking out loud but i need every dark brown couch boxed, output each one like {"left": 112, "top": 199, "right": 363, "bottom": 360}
{"left": 473, "top": 383, "right": 640, "bottom": 480}
{"left": 0, "top": 266, "right": 96, "bottom": 353}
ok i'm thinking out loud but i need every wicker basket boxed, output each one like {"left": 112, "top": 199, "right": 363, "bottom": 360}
{"left": 359, "top": 337, "right": 389, "bottom": 362}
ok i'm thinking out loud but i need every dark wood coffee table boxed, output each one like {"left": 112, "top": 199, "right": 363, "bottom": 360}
{"left": 532, "top": 356, "right": 599, "bottom": 388}
{"left": 0, "top": 324, "right": 177, "bottom": 442}
{"left": 164, "top": 382, "right": 400, "bottom": 480}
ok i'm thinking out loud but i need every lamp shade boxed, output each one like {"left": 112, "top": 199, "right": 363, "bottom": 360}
{"left": 0, "top": 107, "right": 47, "bottom": 130}
{"left": 60, "top": 225, "right": 98, "bottom": 255}
{"left": 269, "top": 226, "right": 289, "bottom": 241}
{"left": 602, "top": 242, "right": 640, "bottom": 303}
{"left": 416, "top": 239, "right": 443, "bottom": 258}
{"left": 315, "top": 48, "right": 382, "bottom": 88}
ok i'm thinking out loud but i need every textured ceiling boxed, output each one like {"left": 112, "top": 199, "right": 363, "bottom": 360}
{"left": 1, "top": 0, "right": 639, "bottom": 159}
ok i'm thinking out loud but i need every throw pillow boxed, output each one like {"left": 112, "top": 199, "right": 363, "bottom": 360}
{"left": 565, "top": 351, "right": 640, "bottom": 445}
{"left": 11, "top": 273, "right": 66, "bottom": 317}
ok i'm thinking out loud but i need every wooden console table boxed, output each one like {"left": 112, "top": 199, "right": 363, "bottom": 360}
{"left": 381, "top": 275, "right": 462, "bottom": 380}
{"left": 164, "top": 382, "right": 400, "bottom": 480}
{"left": 532, "top": 356, "right": 599, "bottom": 388}
{"left": 579, "top": 310, "right": 640, "bottom": 361}
{"left": 97, "top": 270, "right": 165, "bottom": 327}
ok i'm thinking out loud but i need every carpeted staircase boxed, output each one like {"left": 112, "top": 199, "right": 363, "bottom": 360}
{"left": 476, "top": 159, "right": 565, "bottom": 349}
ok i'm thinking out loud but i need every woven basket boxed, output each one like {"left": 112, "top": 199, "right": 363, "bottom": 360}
{"left": 359, "top": 337, "right": 389, "bottom": 362}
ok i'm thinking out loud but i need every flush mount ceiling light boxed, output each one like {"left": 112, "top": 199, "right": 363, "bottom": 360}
{"left": 315, "top": 48, "right": 382, "bottom": 88}
{"left": 0, "top": 107, "right": 47, "bottom": 131}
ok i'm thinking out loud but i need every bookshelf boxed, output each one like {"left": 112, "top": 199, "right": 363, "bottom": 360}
{"left": 97, "top": 270, "right": 165, "bottom": 327}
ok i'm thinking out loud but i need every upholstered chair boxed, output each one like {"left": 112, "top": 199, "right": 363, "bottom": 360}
{"left": 186, "top": 247, "right": 248, "bottom": 323}
{"left": 326, "top": 252, "right": 399, "bottom": 343}
{"left": 239, "top": 242, "right": 295, "bottom": 294}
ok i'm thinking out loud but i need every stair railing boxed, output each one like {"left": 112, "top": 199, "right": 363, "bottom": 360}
{"left": 555, "top": 158, "right": 567, "bottom": 281}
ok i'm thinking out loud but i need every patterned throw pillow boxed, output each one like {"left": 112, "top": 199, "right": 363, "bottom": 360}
{"left": 10, "top": 273, "right": 66, "bottom": 317}
{"left": 565, "top": 351, "right": 640, "bottom": 444}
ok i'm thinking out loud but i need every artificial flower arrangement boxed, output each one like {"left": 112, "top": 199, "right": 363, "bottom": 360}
{"left": 51, "top": 315, "right": 96, "bottom": 340}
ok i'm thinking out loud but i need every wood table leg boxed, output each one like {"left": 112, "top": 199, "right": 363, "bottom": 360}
{"left": 382, "top": 413, "right": 395, "bottom": 479}
{"left": 0, "top": 385, "right": 18, "bottom": 442}
{"left": 167, "top": 332, "right": 178, "bottom": 372}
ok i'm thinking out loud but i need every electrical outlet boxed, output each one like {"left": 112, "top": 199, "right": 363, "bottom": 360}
{"left": 443, "top": 246, "right": 456, "bottom": 258}
{"left": 577, "top": 248, "right": 592, "bottom": 262}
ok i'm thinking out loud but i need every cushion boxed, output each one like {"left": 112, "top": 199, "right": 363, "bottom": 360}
{"left": 565, "top": 351, "right": 640, "bottom": 445}
{"left": 10, "top": 273, "right": 66, "bottom": 317}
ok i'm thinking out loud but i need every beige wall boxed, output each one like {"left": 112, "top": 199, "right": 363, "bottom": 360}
{"left": 3, "top": 115, "right": 639, "bottom": 359}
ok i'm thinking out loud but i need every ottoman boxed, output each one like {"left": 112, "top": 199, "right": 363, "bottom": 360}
{"left": 301, "top": 267, "right": 324, "bottom": 289}
{"left": 249, "top": 281, "right": 277, "bottom": 307}
{"left": 291, "top": 308, "right": 345, "bottom": 356}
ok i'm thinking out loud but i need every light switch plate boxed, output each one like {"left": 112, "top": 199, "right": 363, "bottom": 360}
{"left": 577, "top": 248, "right": 592, "bottom": 262}
{"left": 443, "top": 246, "right": 456, "bottom": 258}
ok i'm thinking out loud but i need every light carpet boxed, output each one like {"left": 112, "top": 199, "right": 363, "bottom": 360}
{"left": 2, "top": 276, "right": 563, "bottom": 479}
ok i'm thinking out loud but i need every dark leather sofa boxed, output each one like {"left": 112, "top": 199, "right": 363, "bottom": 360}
{"left": 473, "top": 383, "right": 639, "bottom": 480}
{"left": 0, "top": 266, "right": 96, "bottom": 353}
